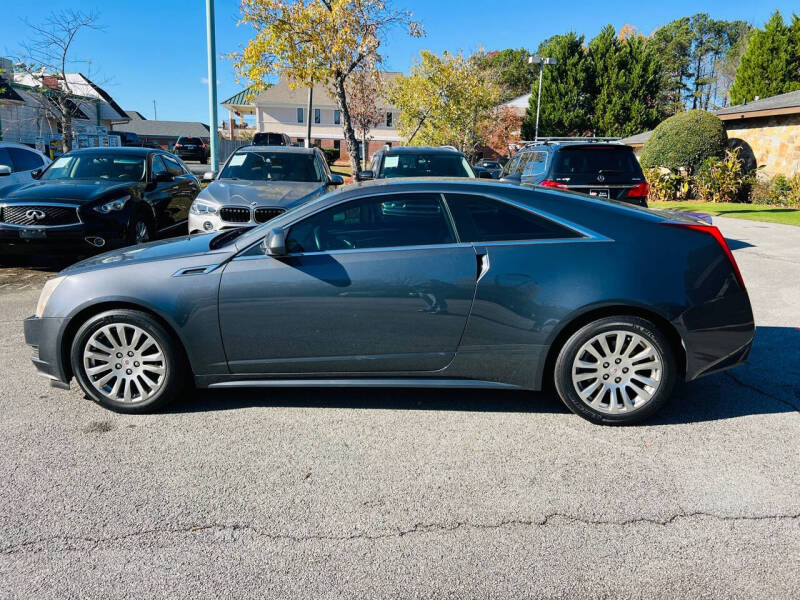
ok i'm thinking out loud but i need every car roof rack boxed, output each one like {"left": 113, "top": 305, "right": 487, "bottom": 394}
{"left": 519, "top": 137, "right": 622, "bottom": 148}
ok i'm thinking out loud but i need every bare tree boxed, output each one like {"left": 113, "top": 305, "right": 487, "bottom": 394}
{"left": 16, "top": 10, "right": 101, "bottom": 151}
{"left": 345, "top": 66, "right": 384, "bottom": 169}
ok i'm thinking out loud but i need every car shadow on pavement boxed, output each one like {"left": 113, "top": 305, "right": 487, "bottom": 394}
{"left": 167, "top": 327, "right": 799, "bottom": 424}
{"left": 724, "top": 237, "right": 754, "bottom": 251}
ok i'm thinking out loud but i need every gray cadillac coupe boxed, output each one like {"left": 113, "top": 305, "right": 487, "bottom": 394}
{"left": 24, "top": 179, "right": 754, "bottom": 424}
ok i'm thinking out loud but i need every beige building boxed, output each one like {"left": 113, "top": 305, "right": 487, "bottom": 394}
{"left": 221, "top": 74, "right": 403, "bottom": 163}
{"left": 622, "top": 90, "right": 800, "bottom": 178}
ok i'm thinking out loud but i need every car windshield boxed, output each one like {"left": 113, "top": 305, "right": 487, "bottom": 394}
{"left": 379, "top": 153, "right": 475, "bottom": 178}
{"left": 479, "top": 161, "right": 500, "bottom": 168}
{"left": 40, "top": 154, "right": 146, "bottom": 182}
{"left": 219, "top": 151, "right": 320, "bottom": 182}
{"left": 552, "top": 146, "right": 641, "bottom": 176}
{"left": 179, "top": 138, "right": 203, "bottom": 145}
{"left": 254, "top": 133, "right": 285, "bottom": 145}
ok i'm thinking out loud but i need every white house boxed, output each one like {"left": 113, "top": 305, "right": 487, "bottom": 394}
{"left": 221, "top": 73, "right": 403, "bottom": 162}
{"left": 0, "top": 59, "right": 128, "bottom": 149}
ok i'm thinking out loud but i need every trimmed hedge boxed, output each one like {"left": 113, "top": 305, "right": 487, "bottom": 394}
{"left": 640, "top": 110, "right": 727, "bottom": 173}
{"left": 322, "top": 148, "right": 340, "bottom": 166}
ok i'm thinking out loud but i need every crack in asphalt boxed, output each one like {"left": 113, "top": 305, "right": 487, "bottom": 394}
{"left": 726, "top": 371, "right": 800, "bottom": 412}
{"left": 3, "top": 511, "right": 799, "bottom": 555}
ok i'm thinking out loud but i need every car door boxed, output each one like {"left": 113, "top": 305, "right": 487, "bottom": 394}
{"left": 146, "top": 154, "right": 182, "bottom": 232}
{"left": 162, "top": 154, "right": 196, "bottom": 224}
{"left": 218, "top": 192, "right": 479, "bottom": 374}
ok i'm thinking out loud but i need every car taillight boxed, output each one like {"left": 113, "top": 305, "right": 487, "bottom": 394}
{"left": 664, "top": 223, "right": 746, "bottom": 290}
{"left": 539, "top": 180, "right": 569, "bottom": 189}
{"left": 626, "top": 182, "right": 649, "bottom": 198}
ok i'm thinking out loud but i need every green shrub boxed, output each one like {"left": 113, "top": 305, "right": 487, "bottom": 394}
{"left": 645, "top": 167, "right": 691, "bottom": 201}
{"left": 322, "top": 148, "right": 340, "bottom": 166}
{"left": 748, "top": 174, "right": 800, "bottom": 206}
{"left": 640, "top": 110, "right": 727, "bottom": 173}
{"left": 694, "top": 148, "right": 747, "bottom": 203}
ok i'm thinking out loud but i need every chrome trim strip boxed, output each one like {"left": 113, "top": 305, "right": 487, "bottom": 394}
{"left": 0, "top": 202, "right": 83, "bottom": 228}
{"left": 208, "top": 378, "right": 520, "bottom": 390}
{"left": 171, "top": 264, "right": 219, "bottom": 277}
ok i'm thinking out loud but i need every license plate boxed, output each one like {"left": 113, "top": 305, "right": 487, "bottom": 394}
{"left": 20, "top": 228, "right": 46, "bottom": 239}
{"left": 589, "top": 188, "right": 610, "bottom": 199}
{"left": 185, "top": 145, "right": 196, "bottom": 149}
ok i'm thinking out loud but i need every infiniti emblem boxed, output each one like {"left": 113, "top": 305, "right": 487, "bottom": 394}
{"left": 597, "top": 174, "right": 605, "bottom": 182}
{"left": 25, "top": 209, "right": 46, "bottom": 221}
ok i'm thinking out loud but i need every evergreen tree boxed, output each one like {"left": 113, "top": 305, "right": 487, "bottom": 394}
{"left": 480, "top": 48, "right": 535, "bottom": 102}
{"left": 521, "top": 33, "right": 592, "bottom": 138}
{"left": 730, "top": 11, "right": 800, "bottom": 105}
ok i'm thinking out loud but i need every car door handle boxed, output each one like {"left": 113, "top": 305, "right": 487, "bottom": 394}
{"left": 475, "top": 247, "right": 490, "bottom": 282}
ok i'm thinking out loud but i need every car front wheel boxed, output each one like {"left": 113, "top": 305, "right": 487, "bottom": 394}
{"left": 70, "top": 309, "right": 186, "bottom": 413}
{"left": 553, "top": 316, "right": 676, "bottom": 425}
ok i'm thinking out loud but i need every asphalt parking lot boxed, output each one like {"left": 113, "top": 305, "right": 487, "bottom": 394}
{"left": 0, "top": 216, "right": 798, "bottom": 599}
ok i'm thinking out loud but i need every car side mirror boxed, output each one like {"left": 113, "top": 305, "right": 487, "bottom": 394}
{"left": 261, "top": 227, "right": 287, "bottom": 256}
{"left": 329, "top": 174, "right": 344, "bottom": 186}
{"left": 0, "top": 166, "right": 11, "bottom": 177}
{"left": 478, "top": 170, "right": 493, "bottom": 179}
{"left": 31, "top": 168, "right": 43, "bottom": 179}
{"left": 357, "top": 170, "right": 374, "bottom": 181}
{"left": 202, "top": 171, "right": 216, "bottom": 182}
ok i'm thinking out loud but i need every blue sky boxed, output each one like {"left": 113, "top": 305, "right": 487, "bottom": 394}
{"left": 1, "top": 1, "right": 796, "bottom": 124}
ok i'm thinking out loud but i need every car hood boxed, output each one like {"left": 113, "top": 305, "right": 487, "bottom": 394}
{"left": 200, "top": 180, "right": 324, "bottom": 208}
{"left": 61, "top": 232, "right": 232, "bottom": 276}
{"left": 0, "top": 180, "right": 137, "bottom": 204}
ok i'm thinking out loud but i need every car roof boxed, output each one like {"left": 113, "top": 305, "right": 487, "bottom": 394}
{"left": 521, "top": 141, "right": 633, "bottom": 152}
{"left": 67, "top": 147, "right": 156, "bottom": 156}
{"left": 0, "top": 141, "right": 45, "bottom": 151}
{"left": 382, "top": 146, "right": 464, "bottom": 156}
{"left": 235, "top": 145, "right": 316, "bottom": 154}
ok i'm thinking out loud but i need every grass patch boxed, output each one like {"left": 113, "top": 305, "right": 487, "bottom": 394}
{"left": 650, "top": 201, "right": 800, "bottom": 227}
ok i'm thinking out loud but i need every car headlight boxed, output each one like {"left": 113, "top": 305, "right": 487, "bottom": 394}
{"left": 94, "top": 195, "right": 131, "bottom": 214}
{"left": 35, "top": 276, "right": 66, "bottom": 318}
{"left": 190, "top": 199, "right": 219, "bottom": 215}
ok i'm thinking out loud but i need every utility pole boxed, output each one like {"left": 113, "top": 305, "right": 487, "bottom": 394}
{"left": 152, "top": 100, "right": 157, "bottom": 120}
{"left": 528, "top": 56, "right": 557, "bottom": 141}
{"left": 205, "top": 0, "right": 219, "bottom": 170}
{"left": 306, "top": 82, "right": 313, "bottom": 148}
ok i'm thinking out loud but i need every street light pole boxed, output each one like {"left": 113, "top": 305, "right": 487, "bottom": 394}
{"left": 205, "top": 0, "right": 219, "bottom": 171}
{"left": 528, "top": 56, "right": 557, "bottom": 141}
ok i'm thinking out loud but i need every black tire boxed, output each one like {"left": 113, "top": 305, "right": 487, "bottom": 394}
{"left": 70, "top": 309, "right": 187, "bottom": 413}
{"left": 128, "top": 215, "right": 153, "bottom": 245}
{"left": 553, "top": 316, "right": 676, "bottom": 425}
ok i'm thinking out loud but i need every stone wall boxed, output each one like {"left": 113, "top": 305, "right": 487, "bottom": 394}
{"left": 724, "top": 113, "right": 800, "bottom": 178}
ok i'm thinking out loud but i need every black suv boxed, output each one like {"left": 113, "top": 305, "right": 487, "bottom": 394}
{"left": 501, "top": 139, "right": 649, "bottom": 206}
{"left": 173, "top": 137, "right": 209, "bottom": 163}
{"left": 359, "top": 146, "right": 487, "bottom": 180}
{"left": 252, "top": 132, "right": 293, "bottom": 146}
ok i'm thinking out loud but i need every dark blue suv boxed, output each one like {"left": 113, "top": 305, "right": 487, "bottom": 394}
{"left": 501, "top": 139, "right": 649, "bottom": 206}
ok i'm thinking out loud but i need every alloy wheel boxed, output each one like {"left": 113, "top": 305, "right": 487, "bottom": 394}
{"left": 82, "top": 323, "right": 166, "bottom": 404}
{"left": 135, "top": 221, "right": 150, "bottom": 243}
{"left": 571, "top": 330, "right": 663, "bottom": 414}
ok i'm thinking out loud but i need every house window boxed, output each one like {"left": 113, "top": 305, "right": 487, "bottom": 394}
{"left": 297, "top": 107, "right": 304, "bottom": 123}
{"left": 334, "top": 110, "right": 341, "bottom": 125}
{"left": 386, "top": 112, "right": 393, "bottom": 127}
{"left": 314, "top": 108, "right": 321, "bottom": 124}
{"left": 333, "top": 140, "right": 340, "bottom": 150}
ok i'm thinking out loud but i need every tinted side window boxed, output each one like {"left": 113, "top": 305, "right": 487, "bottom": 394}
{"left": 445, "top": 194, "right": 580, "bottom": 242}
{"left": 9, "top": 148, "right": 44, "bottom": 171}
{"left": 151, "top": 155, "right": 168, "bottom": 178}
{"left": 286, "top": 194, "right": 456, "bottom": 253}
{"left": 162, "top": 155, "right": 185, "bottom": 175}
{"left": 522, "top": 151, "right": 547, "bottom": 177}
{"left": 0, "top": 148, "right": 14, "bottom": 170}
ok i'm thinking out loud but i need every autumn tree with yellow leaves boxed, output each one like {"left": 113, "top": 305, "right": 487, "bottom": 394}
{"left": 233, "top": 0, "right": 422, "bottom": 177}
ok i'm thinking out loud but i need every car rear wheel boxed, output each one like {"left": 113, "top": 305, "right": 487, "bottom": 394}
{"left": 129, "top": 217, "right": 152, "bottom": 245}
{"left": 70, "top": 309, "right": 186, "bottom": 413}
{"left": 553, "top": 316, "right": 676, "bottom": 424}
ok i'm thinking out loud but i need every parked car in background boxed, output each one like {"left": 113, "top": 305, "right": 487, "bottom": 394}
{"left": 473, "top": 159, "right": 503, "bottom": 179}
{"left": 0, "top": 147, "right": 199, "bottom": 253}
{"left": 26, "top": 179, "right": 753, "bottom": 424}
{"left": 113, "top": 131, "right": 143, "bottom": 147}
{"left": 173, "top": 136, "right": 209, "bottom": 164}
{"left": 252, "top": 132, "right": 293, "bottom": 146}
{"left": 502, "top": 139, "right": 650, "bottom": 206}
{"left": 358, "top": 146, "right": 488, "bottom": 180}
{"left": 0, "top": 142, "right": 52, "bottom": 189}
{"left": 189, "top": 145, "right": 343, "bottom": 233}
